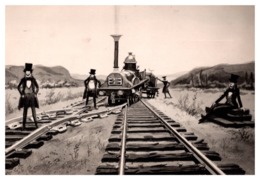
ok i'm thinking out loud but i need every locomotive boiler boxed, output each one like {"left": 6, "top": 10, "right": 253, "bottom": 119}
{"left": 98, "top": 35, "right": 159, "bottom": 105}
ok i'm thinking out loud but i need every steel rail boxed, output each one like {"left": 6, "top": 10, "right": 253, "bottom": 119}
{"left": 5, "top": 114, "right": 76, "bottom": 155}
{"left": 119, "top": 105, "right": 128, "bottom": 175}
{"left": 140, "top": 99, "right": 225, "bottom": 175}
{"left": 5, "top": 98, "right": 105, "bottom": 125}
{"left": 5, "top": 97, "right": 122, "bottom": 156}
{"left": 5, "top": 100, "right": 85, "bottom": 125}
{"left": 6, "top": 108, "right": 72, "bottom": 125}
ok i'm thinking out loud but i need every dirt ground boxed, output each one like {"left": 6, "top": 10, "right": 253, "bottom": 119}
{"left": 148, "top": 88, "right": 255, "bottom": 174}
{"left": 6, "top": 108, "right": 117, "bottom": 175}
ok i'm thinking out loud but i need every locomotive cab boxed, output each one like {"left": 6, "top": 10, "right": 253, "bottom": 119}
{"left": 123, "top": 52, "right": 137, "bottom": 71}
{"left": 142, "top": 72, "right": 159, "bottom": 98}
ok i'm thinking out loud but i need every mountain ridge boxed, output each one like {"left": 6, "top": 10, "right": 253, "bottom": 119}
{"left": 5, "top": 65, "right": 83, "bottom": 88}
{"left": 171, "top": 61, "right": 255, "bottom": 89}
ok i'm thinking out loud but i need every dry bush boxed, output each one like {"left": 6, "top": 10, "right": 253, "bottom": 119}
{"left": 86, "top": 144, "right": 91, "bottom": 157}
{"left": 176, "top": 93, "right": 204, "bottom": 116}
{"left": 44, "top": 90, "right": 64, "bottom": 105}
{"left": 69, "top": 138, "right": 82, "bottom": 161}
{"left": 44, "top": 90, "right": 57, "bottom": 105}
{"left": 202, "top": 88, "right": 222, "bottom": 94}
{"left": 231, "top": 128, "right": 254, "bottom": 143}
{"left": 63, "top": 89, "right": 82, "bottom": 101}
{"left": 5, "top": 94, "right": 15, "bottom": 115}
{"left": 96, "top": 138, "right": 106, "bottom": 152}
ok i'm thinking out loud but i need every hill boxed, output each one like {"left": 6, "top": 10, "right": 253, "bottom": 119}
{"left": 171, "top": 62, "right": 255, "bottom": 89}
{"left": 5, "top": 65, "right": 83, "bottom": 88}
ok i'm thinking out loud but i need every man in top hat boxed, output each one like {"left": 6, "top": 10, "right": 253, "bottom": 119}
{"left": 83, "top": 69, "right": 101, "bottom": 109}
{"left": 157, "top": 76, "right": 172, "bottom": 98}
{"left": 17, "top": 63, "right": 39, "bottom": 130}
{"left": 199, "top": 74, "right": 243, "bottom": 123}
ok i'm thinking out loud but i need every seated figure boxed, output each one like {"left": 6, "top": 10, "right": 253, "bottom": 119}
{"left": 199, "top": 74, "right": 251, "bottom": 123}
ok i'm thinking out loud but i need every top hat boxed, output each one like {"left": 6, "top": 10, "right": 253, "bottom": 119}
{"left": 162, "top": 76, "right": 166, "bottom": 79}
{"left": 229, "top": 74, "right": 239, "bottom": 83}
{"left": 24, "top": 63, "right": 33, "bottom": 72}
{"left": 89, "top": 69, "right": 96, "bottom": 75}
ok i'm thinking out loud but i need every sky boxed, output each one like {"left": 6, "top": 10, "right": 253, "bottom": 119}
{"left": 5, "top": 5, "right": 254, "bottom": 75}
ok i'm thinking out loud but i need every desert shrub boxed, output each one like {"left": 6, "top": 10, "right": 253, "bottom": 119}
{"left": 44, "top": 90, "right": 64, "bottom": 105}
{"left": 202, "top": 88, "right": 222, "bottom": 94}
{"left": 177, "top": 93, "right": 204, "bottom": 116}
{"left": 86, "top": 144, "right": 91, "bottom": 157}
{"left": 96, "top": 138, "right": 106, "bottom": 152}
{"left": 231, "top": 128, "right": 254, "bottom": 143}
{"left": 178, "top": 94, "right": 189, "bottom": 110}
{"left": 69, "top": 137, "right": 82, "bottom": 161}
{"left": 5, "top": 94, "right": 15, "bottom": 115}
{"left": 63, "top": 89, "right": 82, "bottom": 101}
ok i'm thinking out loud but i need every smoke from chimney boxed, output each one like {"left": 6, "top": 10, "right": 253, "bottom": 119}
{"left": 114, "top": 6, "right": 119, "bottom": 34}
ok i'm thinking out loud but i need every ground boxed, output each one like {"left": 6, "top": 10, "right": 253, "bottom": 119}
{"left": 6, "top": 109, "right": 117, "bottom": 175}
{"left": 5, "top": 87, "right": 255, "bottom": 175}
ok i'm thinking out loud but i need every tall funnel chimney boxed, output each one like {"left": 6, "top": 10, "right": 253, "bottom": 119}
{"left": 111, "top": 34, "right": 122, "bottom": 71}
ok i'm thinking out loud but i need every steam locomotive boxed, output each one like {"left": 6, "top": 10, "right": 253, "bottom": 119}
{"left": 98, "top": 35, "right": 159, "bottom": 105}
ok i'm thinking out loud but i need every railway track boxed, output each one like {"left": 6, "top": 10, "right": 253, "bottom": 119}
{"left": 96, "top": 99, "right": 246, "bottom": 175}
{"left": 5, "top": 97, "right": 125, "bottom": 170}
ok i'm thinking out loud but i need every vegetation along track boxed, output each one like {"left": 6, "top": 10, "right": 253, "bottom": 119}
{"left": 96, "top": 99, "right": 246, "bottom": 175}
{"left": 5, "top": 97, "right": 124, "bottom": 170}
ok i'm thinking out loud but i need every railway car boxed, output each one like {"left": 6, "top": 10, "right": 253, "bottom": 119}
{"left": 98, "top": 35, "right": 158, "bottom": 105}
{"left": 142, "top": 72, "right": 159, "bottom": 98}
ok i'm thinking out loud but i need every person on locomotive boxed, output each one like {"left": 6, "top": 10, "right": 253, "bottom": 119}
{"left": 157, "top": 76, "right": 172, "bottom": 98}
{"left": 83, "top": 69, "right": 101, "bottom": 109}
{"left": 17, "top": 63, "right": 39, "bottom": 130}
{"left": 199, "top": 74, "right": 244, "bottom": 123}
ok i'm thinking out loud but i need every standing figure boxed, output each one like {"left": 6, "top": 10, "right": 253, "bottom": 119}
{"left": 17, "top": 63, "right": 39, "bottom": 130}
{"left": 157, "top": 76, "right": 172, "bottom": 98}
{"left": 83, "top": 69, "right": 101, "bottom": 109}
{"left": 199, "top": 74, "right": 243, "bottom": 123}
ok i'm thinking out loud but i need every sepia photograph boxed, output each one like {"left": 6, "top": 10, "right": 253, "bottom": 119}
{"left": 4, "top": 3, "right": 256, "bottom": 175}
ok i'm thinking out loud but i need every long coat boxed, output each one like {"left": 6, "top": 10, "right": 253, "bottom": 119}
{"left": 17, "top": 76, "right": 39, "bottom": 109}
{"left": 215, "top": 87, "right": 243, "bottom": 108}
{"left": 162, "top": 80, "right": 170, "bottom": 93}
{"left": 83, "top": 76, "right": 101, "bottom": 99}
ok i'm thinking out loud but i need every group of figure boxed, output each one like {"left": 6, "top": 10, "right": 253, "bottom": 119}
{"left": 157, "top": 74, "right": 244, "bottom": 123}
{"left": 17, "top": 63, "right": 101, "bottom": 130}
{"left": 17, "top": 63, "right": 244, "bottom": 130}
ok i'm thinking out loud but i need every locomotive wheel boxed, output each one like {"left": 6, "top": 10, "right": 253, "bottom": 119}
{"left": 139, "top": 87, "right": 143, "bottom": 98}
{"left": 108, "top": 96, "right": 113, "bottom": 106}
{"left": 127, "top": 97, "right": 130, "bottom": 106}
{"left": 133, "top": 94, "right": 139, "bottom": 103}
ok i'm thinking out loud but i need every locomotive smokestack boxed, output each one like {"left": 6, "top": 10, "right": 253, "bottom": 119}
{"left": 111, "top": 34, "right": 122, "bottom": 71}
